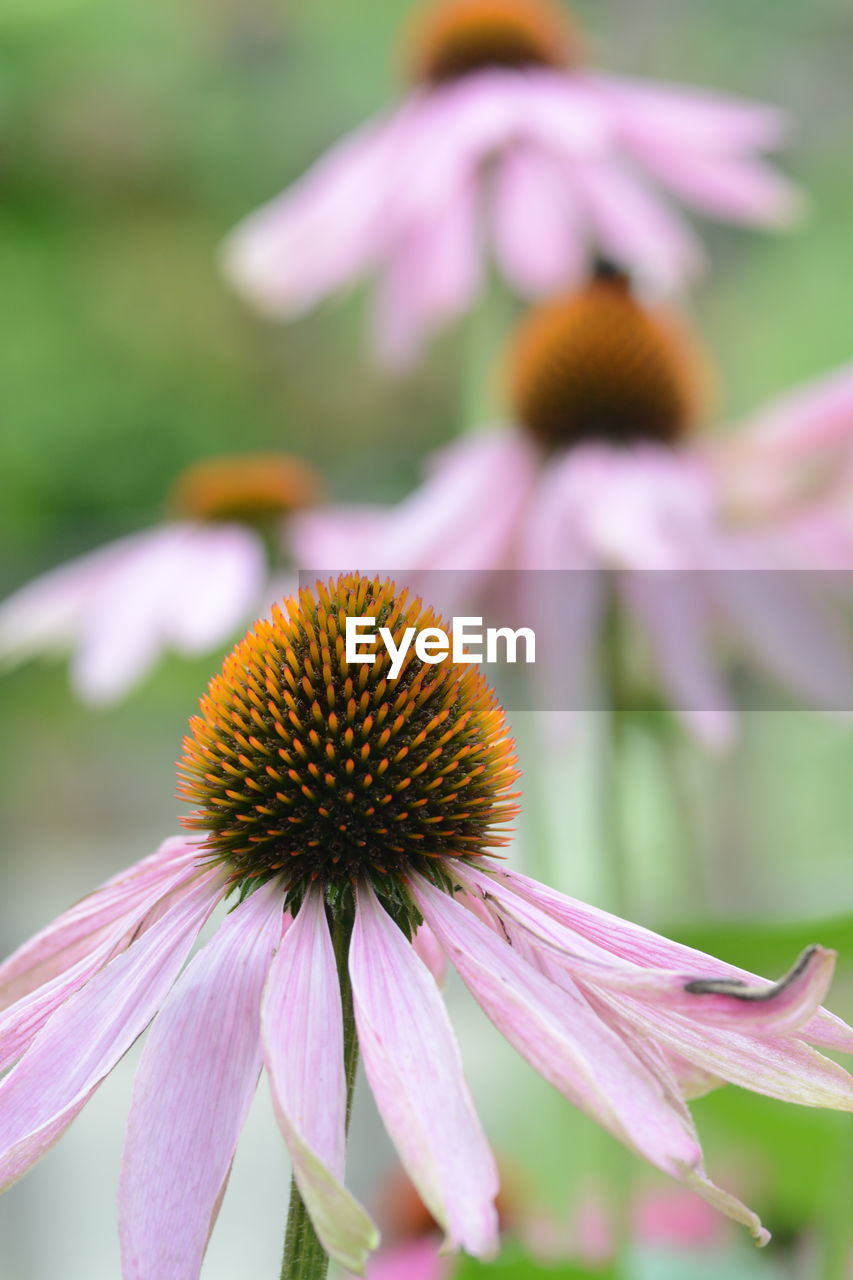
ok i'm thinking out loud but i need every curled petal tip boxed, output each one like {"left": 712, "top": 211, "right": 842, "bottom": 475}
{"left": 682, "top": 944, "right": 837, "bottom": 1034}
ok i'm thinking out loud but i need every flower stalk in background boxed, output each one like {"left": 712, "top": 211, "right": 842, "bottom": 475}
{"left": 0, "top": 453, "right": 320, "bottom": 704}
{"left": 295, "top": 267, "right": 853, "bottom": 749}
{"left": 222, "top": 0, "right": 800, "bottom": 369}
{"left": 0, "top": 576, "right": 851, "bottom": 1279}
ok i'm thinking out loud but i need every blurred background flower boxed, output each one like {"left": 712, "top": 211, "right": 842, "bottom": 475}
{"left": 222, "top": 0, "right": 799, "bottom": 370}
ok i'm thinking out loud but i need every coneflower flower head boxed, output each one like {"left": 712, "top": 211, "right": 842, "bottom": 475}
{"left": 295, "top": 282, "right": 853, "bottom": 745}
{"left": 0, "top": 452, "right": 319, "bottom": 704}
{"left": 1, "top": 576, "right": 852, "bottom": 1279}
{"left": 223, "top": 0, "right": 799, "bottom": 367}
{"left": 179, "top": 574, "right": 518, "bottom": 925}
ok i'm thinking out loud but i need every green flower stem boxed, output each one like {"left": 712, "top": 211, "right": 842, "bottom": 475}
{"left": 600, "top": 586, "right": 631, "bottom": 919}
{"left": 279, "top": 915, "right": 358, "bottom": 1280}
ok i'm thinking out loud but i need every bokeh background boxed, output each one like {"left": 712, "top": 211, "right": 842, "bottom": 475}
{"left": 1, "top": 1, "right": 853, "bottom": 1277}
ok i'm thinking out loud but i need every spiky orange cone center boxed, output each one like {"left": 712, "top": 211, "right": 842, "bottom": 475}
{"left": 179, "top": 575, "right": 519, "bottom": 915}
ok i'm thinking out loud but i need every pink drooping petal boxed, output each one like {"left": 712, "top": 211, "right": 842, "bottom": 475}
{"left": 165, "top": 524, "right": 267, "bottom": 654}
{"left": 262, "top": 888, "right": 377, "bottom": 1273}
{"left": 0, "top": 847, "right": 213, "bottom": 1072}
{"left": 491, "top": 144, "right": 585, "bottom": 296}
{"left": 619, "top": 569, "right": 736, "bottom": 750}
{"left": 372, "top": 175, "right": 482, "bottom": 370}
{"left": 596, "top": 984, "right": 853, "bottom": 1111}
{"left": 460, "top": 866, "right": 836, "bottom": 1036}
{"left": 350, "top": 884, "right": 499, "bottom": 1258}
{"left": 485, "top": 865, "right": 853, "bottom": 1055}
{"left": 631, "top": 146, "right": 802, "bottom": 226}
{"left": 592, "top": 74, "right": 789, "bottom": 153}
{"left": 0, "top": 835, "right": 207, "bottom": 1011}
{"left": 411, "top": 923, "right": 447, "bottom": 986}
{"left": 568, "top": 158, "right": 704, "bottom": 289}
{"left": 0, "top": 869, "right": 222, "bottom": 1193}
{"left": 221, "top": 111, "right": 404, "bottom": 315}
{"left": 119, "top": 882, "right": 284, "bottom": 1280}
{"left": 411, "top": 877, "right": 702, "bottom": 1179}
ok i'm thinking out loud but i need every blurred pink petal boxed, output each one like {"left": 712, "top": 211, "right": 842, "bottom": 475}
{"left": 567, "top": 159, "right": 704, "bottom": 288}
{"left": 262, "top": 888, "right": 378, "bottom": 1273}
{"left": 366, "top": 1237, "right": 449, "bottom": 1280}
{"left": 632, "top": 147, "right": 802, "bottom": 225}
{"left": 492, "top": 145, "right": 585, "bottom": 296}
{"left": 119, "top": 882, "right": 284, "bottom": 1280}
{"left": 596, "top": 75, "right": 789, "bottom": 153}
{"left": 351, "top": 883, "right": 499, "bottom": 1257}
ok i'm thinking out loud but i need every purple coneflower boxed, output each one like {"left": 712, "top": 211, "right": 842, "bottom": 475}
{"left": 294, "top": 271, "right": 853, "bottom": 746}
{"left": 222, "top": 0, "right": 800, "bottom": 368}
{"left": 0, "top": 453, "right": 320, "bottom": 704}
{"left": 1, "top": 575, "right": 851, "bottom": 1278}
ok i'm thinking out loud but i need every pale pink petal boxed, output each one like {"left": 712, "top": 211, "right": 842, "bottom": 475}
{"left": 165, "top": 524, "right": 267, "bottom": 653}
{"left": 568, "top": 159, "right": 704, "bottom": 288}
{"left": 461, "top": 867, "right": 836, "bottom": 1036}
{"left": 0, "top": 847, "right": 212, "bottom": 1071}
{"left": 703, "top": 541, "right": 853, "bottom": 710}
{"left": 373, "top": 176, "right": 481, "bottom": 370}
{"left": 561, "top": 446, "right": 718, "bottom": 570}
{"left": 71, "top": 525, "right": 200, "bottom": 703}
{"left": 0, "top": 869, "right": 222, "bottom": 1192}
{"left": 262, "top": 888, "right": 377, "bottom": 1273}
{"left": 290, "top": 506, "right": 389, "bottom": 576}
{"left": 0, "top": 536, "right": 134, "bottom": 667}
{"left": 632, "top": 147, "right": 802, "bottom": 226}
{"left": 594, "top": 74, "right": 789, "bottom": 153}
{"left": 486, "top": 865, "right": 853, "bottom": 1055}
{"left": 412, "top": 877, "right": 702, "bottom": 1178}
{"left": 516, "top": 459, "right": 604, "bottom": 723}
{"left": 411, "top": 923, "right": 447, "bottom": 986}
{"left": 596, "top": 985, "right": 853, "bottom": 1112}
{"left": 294, "top": 431, "right": 537, "bottom": 577}
{"left": 0, "top": 835, "right": 206, "bottom": 1011}
{"left": 491, "top": 145, "right": 585, "bottom": 296}
{"left": 735, "top": 364, "right": 853, "bottom": 464}
{"left": 221, "top": 111, "right": 404, "bottom": 315}
{"left": 619, "top": 569, "right": 735, "bottom": 750}
{"left": 119, "top": 882, "right": 284, "bottom": 1280}
{"left": 350, "top": 884, "right": 499, "bottom": 1257}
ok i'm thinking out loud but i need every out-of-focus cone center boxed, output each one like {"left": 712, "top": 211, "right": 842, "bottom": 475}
{"left": 170, "top": 454, "right": 322, "bottom": 526}
{"left": 405, "top": 0, "right": 579, "bottom": 84}
{"left": 509, "top": 267, "right": 708, "bottom": 451}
